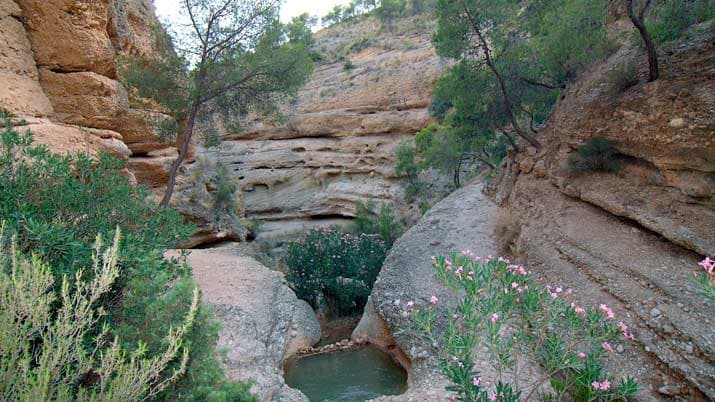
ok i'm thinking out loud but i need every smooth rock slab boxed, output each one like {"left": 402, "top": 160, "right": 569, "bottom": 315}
{"left": 171, "top": 246, "right": 320, "bottom": 402}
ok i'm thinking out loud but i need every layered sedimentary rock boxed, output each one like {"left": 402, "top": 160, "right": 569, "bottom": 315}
{"left": 495, "top": 29, "right": 715, "bottom": 399}
{"left": 216, "top": 15, "right": 445, "bottom": 236}
{"left": 1, "top": 0, "right": 241, "bottom": 242}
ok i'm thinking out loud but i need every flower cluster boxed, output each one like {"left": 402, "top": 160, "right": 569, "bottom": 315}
{"left": 592, "top": 380, "right": 612, "bottom": 391}
{"left": 408, "top": 252, "right": 639, "bottom": 401}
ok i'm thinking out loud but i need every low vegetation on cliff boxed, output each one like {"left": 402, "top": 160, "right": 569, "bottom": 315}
{"left": 396, "top": 0, "right": 713, "bottom": 193}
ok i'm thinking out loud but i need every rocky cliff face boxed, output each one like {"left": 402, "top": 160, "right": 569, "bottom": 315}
{"left": 170, "top": 246, "right": 320, "bottom": 402}
{"left": 492, "top": 27, "right": 714, "bottom": 399}
{"left": 0, "top": 0, "right": 243, "bottom": 246}
{"left": 213, "top": 14, "right": 445, "bottom": 238}
{"left": 1, "top": 0, "right": 176, "bottom": 182}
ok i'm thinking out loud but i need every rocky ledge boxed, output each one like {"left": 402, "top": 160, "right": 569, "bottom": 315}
{"left": 171, "top": 246, "right": 321, "bottom": 402}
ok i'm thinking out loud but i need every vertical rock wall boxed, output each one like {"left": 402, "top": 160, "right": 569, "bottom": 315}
{"left": 0, "top": 0, "right": 176, "bottom": 187}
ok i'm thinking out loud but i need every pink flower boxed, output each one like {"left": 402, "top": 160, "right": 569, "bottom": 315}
{"left": 511, "top": 282, "right": 519, "bottom": 289}
{"left": 453, "top": 314, "right": 459, "bottom": 319}
{"left": 488, "top": 391, "right": 497, "bottom": 401}
{"left": 406, "top": 301, "right": 415, "bottom": 308}
{"left": 565, "top": 288, "right": 573, "bottom": 296}
{"left": 430, "top": 295, "right": 439, "bottom": 304}
{"left": 574, "top": 307, "right": 586, "bottom": 315}
{"left": 556, "top": 287, "right": 563, "bottom": 293}
{"left": 593, "top": 379, "right": 612, "bottom": 390}
{"left": 602, "top": 342, "right": 614, "bottom": 353}
{"left": 551, "top": 292, "right": 558, "bottom": 300}
{"left": 472, "top": 376, "right": 481, "bottom": 386}
{"left": 491, "top": 313, "right": 499, "bottom": 324}
{"left": 699, "top": 257, "right": 714, "bottom": 275}
{"left": 599, "top": 304, "right": 615, "bottom": 319}
{"left": 578, "top": 352, "right": 586, "bottom": 359}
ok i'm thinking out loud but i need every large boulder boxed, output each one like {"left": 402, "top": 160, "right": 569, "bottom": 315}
{"left": 353, "top": 183, "right": 546, "bottom": 399}
{"left": 177, "top": 246, "right": 320, "bottom": 402}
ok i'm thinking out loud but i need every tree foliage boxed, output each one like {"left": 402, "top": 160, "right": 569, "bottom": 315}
{"left": 394, "top": 138, "right": 424, "bottom": 197}
{"left": 120, "top": 0, "right": 314, "bottom": 206}
{"left": 285, "top": 229, "right": 388, "bottom": 317}
{"left": 417, "top": 0, "right": 612, "bottom": 188}
{"left": 354, "top": 201, "right": 403, "bottom": 247}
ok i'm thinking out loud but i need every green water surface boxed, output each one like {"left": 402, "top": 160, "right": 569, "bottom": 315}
{"left": 284, "top": 345, "right": 407, "bottom": 402}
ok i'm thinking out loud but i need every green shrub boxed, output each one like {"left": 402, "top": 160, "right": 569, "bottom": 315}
{"left": 343, "top": 60, "right": 356, "bottom": 71}
{"left": 568, "top": 137, "right": 622, "bottom": 174}
{"left": 647, "top": 0, "right": 715, "bottom": 43}
{"left": 408, "top": 253, "right": 638, "bottom": 401}
{"left": 0, "top": 228, "right": 199, "bottom": 401}
{"left": 395, "top": 138, "right": 424, "bottom": 199}
{"left": 0, "top": 113, "right": 255, "bottom": 401}
{"left": 285, "top": 229, "right": 388, "bottom": 316}
{"left": 354, "top": 200, "right": 403, "bottom": 247}
{"left": 349, "top": 37, "right": 374, "bottom": 53}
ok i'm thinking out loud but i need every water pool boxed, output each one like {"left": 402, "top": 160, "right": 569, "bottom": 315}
{"left": 284, "top": 345, "right": 407, "bottom": 401}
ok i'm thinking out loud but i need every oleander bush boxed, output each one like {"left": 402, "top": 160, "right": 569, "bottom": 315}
{"left": 286, "top": 229, "right": 388, "bottom": 316}
{"left": 0, "top": 113, "right": 255, "bottom": 401}
{"left": 692, "top": 257, "right": 715, "bottom": 302}
{"left": 407, "top": 252, "right": 638, "bottom": 401}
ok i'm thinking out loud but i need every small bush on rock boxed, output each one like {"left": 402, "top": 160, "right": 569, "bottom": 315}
{"left": 354, "top": 200, "right": 403, "bottom": 247}
{"left": 568, "top": 137, "right": 622, "bottom": 174}
{"left": 406, "top": 253, "right": 639, "bottom": 401}
{"left": 286, "top": 229, "right": 388, "bottom": 316}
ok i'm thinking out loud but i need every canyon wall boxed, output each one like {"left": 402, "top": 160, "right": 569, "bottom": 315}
{"left": 1, "top": 0, "right": 176, "bottom": 182}
{"left": 212, "top": 14, "right": 445, "bottom": 238}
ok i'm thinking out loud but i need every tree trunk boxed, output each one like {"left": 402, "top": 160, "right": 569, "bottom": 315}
{"left": 626, "top": 0, "right": 659, "bottom": 82}
{"left": 159, "top": 100, "right": 199, "bottom": 207}
{"left": 459, "top": 1, "right": 541, "bottom": 149}
{"left": 498, "top": 128, "right": 519, "bottom": 152}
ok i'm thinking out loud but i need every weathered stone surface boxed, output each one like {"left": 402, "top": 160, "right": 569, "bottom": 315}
{"left": 216, "top": 14, "right": 445, "bottom": 235}
{"left": 175, "top": 246, "right": 320, "bottom": 402}
{"left": 515, "top": 29, "right": 715, "bottom": 257}
{"left": 19, "top": 118, "right": 131, "bottom": 160}
{"left": 15, "top": 0, "right": 116, "bottom": 76}
{"left": 484, "top": 28, "right": 715, "bottom": 400}
{"left": 39, "top": 69, "right": 130, "bottom": 129}
{"left": 0, "top": 0, "right": 53, "bottom": 117}
{"left": 356, "top": 183, "right": 548, "bottom": 399}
